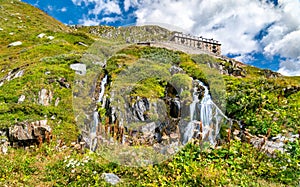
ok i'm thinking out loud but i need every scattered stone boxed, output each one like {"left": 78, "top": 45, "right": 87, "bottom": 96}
{"left": 54, "top": 97, "right": 60, "bottom": 106}
{"left": 9, "top": 32, "right": 14, "bottom": 35}
{"left": 169, "top": 65, "right": 184, "bottom": 75}
{"left": 1, "top": 142, "right": 9, "bottom": 154}
{"left": 58, "top": 78, "right": 70, "bottom": 88}
{"left": 8, "top": 41, "right": 22, "bottom": 47}
{"left": 18, "top": 95, "right": 25, "bottom": 103}
{"left": 47, "top": 36, "right": 54, "bottom": 40}
{"left": 0, "top": 28, "right": 3, "bottom": 31}
{"left": 101, "top": 173, "right": 120, "bottom": 185}
{"left": 70, "top": 142, "right": 76, "bottom": 147}
{"left": 37, "top": 33, "right": 46, "bottom": 38}
{"left": 70, "top": 63, "right": 86, "bottom": 75}
{"left": 76, "top": 41, "right": 88, "bottom": 47}
{"left": 38, "top": 89, "right": 53, "bottom": 106}
{"left": 13, "top": 70, "right": 24, "bottom": 79}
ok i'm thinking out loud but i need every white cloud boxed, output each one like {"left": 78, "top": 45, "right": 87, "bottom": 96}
{"left": 89, "top": 1, "right": 121, "bottom": 15}
{"left": 278, "top": 58, "right": 300, "bottom": 76}
{"left": 47, "top": 5, "right": 53, "bottom": 11}
{"left": 79, "top": 16, "right": 101, "bottom": 26}
{"left": 124, "top": 0, "right": 139, "bottom": 11}
{"left": 135, "top": 0, "right": 280, "bottom": 55}
{"left": 71, "top": 0, "right": 121, "bottom": 15}
{"left": 60, "top": 7, "right": 67, "bottom": 12}
{"left": 132, "top": 0, "right": 300, "bottom": 75}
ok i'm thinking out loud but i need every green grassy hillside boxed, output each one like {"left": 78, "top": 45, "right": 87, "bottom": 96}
{"left": 0, "top": 1, "right": 299, "bottom": 186}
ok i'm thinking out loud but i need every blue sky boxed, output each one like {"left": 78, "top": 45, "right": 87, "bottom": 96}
{"left": 21, "top": 0, "right": 300, "bottom": 76}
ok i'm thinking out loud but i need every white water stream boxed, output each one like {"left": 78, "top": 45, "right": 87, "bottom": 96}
{"left": 183, "top": 80, "right": 228, "bottom": 146}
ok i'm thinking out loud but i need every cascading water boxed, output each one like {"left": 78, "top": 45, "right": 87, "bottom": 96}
{"left": 98, "top": 75, "right": 107, "bottom": 103}
{"left": 86, "top": 75, "right": 108, "bottom": 151}
{"left": 182, "top": 80, "right": 229, "bottom": 146}
{"left": 182, "top": 86, "right": 200, "bottom": 144}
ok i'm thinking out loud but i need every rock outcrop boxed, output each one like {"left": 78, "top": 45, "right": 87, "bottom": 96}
{"left": 38, "top": 89, "right": 53, "bottom": 106}
{"left": 8, "top": 119, "right": 52, "bottom": 147}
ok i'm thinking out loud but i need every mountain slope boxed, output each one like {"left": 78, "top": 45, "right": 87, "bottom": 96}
{"left": 0, "top": 0, "right": 94, "bottom": 141}
{"left": 0, "top": 1, "right": 299, "bottom": 186}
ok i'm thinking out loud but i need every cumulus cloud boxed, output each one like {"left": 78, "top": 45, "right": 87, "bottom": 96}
{"left": 132, "top": 0, "right": 300, "bottom": 75}
{"left": 72, "top": 0, "right": 121, "bottom": 15}
{"left": 123, "top": 0, "right": 139, "bottom": 12}
{"left": 278, "top": 58, "right": 300, "bottom": 76}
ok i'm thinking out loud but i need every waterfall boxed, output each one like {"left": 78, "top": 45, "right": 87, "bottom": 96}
{"left": 90, "top": 111, "right": 99, "bottom": 151}
{"left": 86, "top": 75, "right": 108, "bottom": 151}
{"left": 182, "top": 86, "right": 200, "bottom": 144}
{"left": 98, "top": 75, "right": 107, "bottom": 103}
{"left": 183, "top": 80, "right": 228, "bottom": 146}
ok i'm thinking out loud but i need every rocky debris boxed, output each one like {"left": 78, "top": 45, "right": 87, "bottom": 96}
{"left": 47, "top": 36, "right": 54, "bottom": 40}
{"left": 262, "top": 69, "right": 282, "bottom": 78}
{"left": 70, "top": 63, "right": 86, "bottom": 75}
{"left": 38, "top": 89, "right": 53, "bottom": 106}
{"left": 236, "top": 129, "right": 299, "bottom": 156}
{"left": 0, "top": 68, "right": 24, "bottom": 87}
{"left": 8, "top": 41, "right": 22, "bottom": 47}
{"left": 207, "top": 59, "right": 247, "bottom": 77}
{"left": 58, "top": 77, "right": 70, "bottom": 88}
{"left": 250, "top": 135, "right": 285, "bottom": 155}
{"left": 101, "top": 173, "right": 121, "bottom": 185}
{"left": 37, "top": 33, "right": 46, "bottom": 38}
{"left": 272, "top": 133, "right": 299, "bottom": 143}
{"left": 18, "top": 95, "right": 25, "bottom": 103}
{"left": 169, "top": 65, "right": 184, "bottom": 75}
{"left": 8, "top": 119, "right": 52, "bottom": 147}
{"left": 1, "top": 141, "right": 9, "bottom": 154}
{"left": 75, "top": 41, "right": 88, "bottom": 47}
{"left": 283, "top": 86, "right": 300, "bottom": 97}
{"left": 55, "top": 97, "right": 60, "bottom": 106}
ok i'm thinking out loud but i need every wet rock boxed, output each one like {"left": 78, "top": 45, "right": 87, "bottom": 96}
{"left": 38, "top": 89, "right": 53, "bottom": 106}
{"left": 101, "top": 173, "right": 120, "bottom": 185}
{"left": 170, "top": 98, "right": 180, "bottom": 118}
{"left": 8, "top": 41, "right": 22, "bottom": 47}
{"left": 18, "top": 95, "right": 25, "bottom": 103}
{"left": 133, "top": 97, "right": 149, "bottom": 121}
{"left": 140, "top": 122, "right": 156, "bottom": 134}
